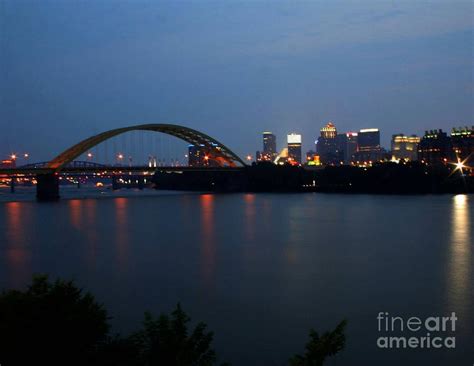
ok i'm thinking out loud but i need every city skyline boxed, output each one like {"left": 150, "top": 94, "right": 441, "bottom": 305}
{"left": 1, "top": 1, "right": 473, "bottom": 161}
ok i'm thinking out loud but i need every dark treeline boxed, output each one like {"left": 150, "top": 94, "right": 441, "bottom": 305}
{"left": 153, "top": 162, "right": 473, "bottom": 194}
{"left": 313, "top": 162, "right": 473, "bottom": 194}
{"left": 0, "top": 275, "right": 346, "bottom": 366}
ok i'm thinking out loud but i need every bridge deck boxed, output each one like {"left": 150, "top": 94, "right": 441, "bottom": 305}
{"left": 0, "top": 166, "right": 245, "bottom": 176}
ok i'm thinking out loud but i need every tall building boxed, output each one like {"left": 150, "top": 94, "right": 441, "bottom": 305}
{"left": 320, "top": 122, "right": 337, "bottom": 139}
{"left": 188, "top": 144, "right": 220, "bottom": 167}
{"left": 417, "top": 129, "right": 454, "bottom": 164}
{"left": 451, "top": 126, "right": 474, "bottom": 165}
{"left": 345, "top": 132, "right": 358, "bottom": 163}
{"left": 287, "top": 133, "right": 302, "bottom": 164}
{"left": 391, "top": 134, "right": 420, "bottom": 161}
{"left": 357, "top": 128, "right": 380, "bottom": 151}
{"left": 263, "top": 132, "right": 276, "bottom": 155}
{"left": 316, "top": 122, "right": 339, "bottom": 164}
{"left": 258, "top": 132, "right": 277, "bottom": 162}
{"left": 188, "top": 144, "right": 206, "bottom": 166}
{"left": 354, "top": 128, "right": 385, "bottom": 163}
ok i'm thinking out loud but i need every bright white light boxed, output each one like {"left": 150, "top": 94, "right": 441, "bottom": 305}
{"left": 360, "top": 128, "right": 379, "bottom": 133}
{"left": 287, "top": 133, "right": 301, "bottom": 144}
{"left": 454, "top": 194, "right": 467, "bottom": 205}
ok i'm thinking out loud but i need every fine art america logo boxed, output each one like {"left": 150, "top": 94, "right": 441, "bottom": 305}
{"left": 376, "top": 312, "right": 457, "bottom": 349}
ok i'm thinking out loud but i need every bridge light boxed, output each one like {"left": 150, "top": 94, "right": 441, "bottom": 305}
{"left": 10, "top": 154, "right": 17, "bottom": 160}
{"left": 246, "top": 155, "right": 252, "bottom": 161}
{"left": 87, "top": 152, "right": 93, "bottom": 159}
{"left": 24, "top": 153, "right": 29, "bottom": 159}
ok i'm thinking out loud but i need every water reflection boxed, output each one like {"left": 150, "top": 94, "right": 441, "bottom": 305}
{"left": 5, "top": 202, "right": 32, "bottom": 287}
{"left": 68, "top": 199, "right": 83, "bottom": 230}
{"left": 447, "top": 194, "right": 472, "bottom": 319}
{"left": 114, "top": 197, "right": 130, "bottom": 272}
{"left": 200, "top": 194, "right": 215, "bottom": 288}
{"left": 242, "top": 194, "right": 257, "bottom": 262}
{"left": 84, "top": 199, "right": 98, "bottom": 268}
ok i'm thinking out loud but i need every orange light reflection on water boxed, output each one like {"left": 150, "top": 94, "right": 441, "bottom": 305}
{"left": 5, "top": 202, "right": 32, "bottom": 288}
{"left": 114, "top": 197, "right": 130, "bottom": 272}
{"left": 200, "top": 194, "right": 216, "bottom": 288}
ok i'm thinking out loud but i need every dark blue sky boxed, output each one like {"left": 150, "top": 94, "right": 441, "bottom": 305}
{"left": 1, "top": 0, "right": 473, "bottom": 161}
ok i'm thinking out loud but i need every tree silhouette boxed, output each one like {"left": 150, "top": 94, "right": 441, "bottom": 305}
{"left": 289, "top": 319, "right": 347, "bottom": 366}
{"left": 0, "top": 274, "right": 109, "bottom": 366}
{"left": 131, "top": 303, "right": 225, "bottom": 366}
{"left": 0, "top": 275, "right": 346, "bottom": 366}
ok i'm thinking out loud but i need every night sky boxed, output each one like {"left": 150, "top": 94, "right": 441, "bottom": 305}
{"left": 1, "top": 0, "right": 473, "bottom": 161}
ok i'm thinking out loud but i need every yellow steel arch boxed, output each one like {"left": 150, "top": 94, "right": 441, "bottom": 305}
{"left": 47, "top": 123, "right": 246, "bottom": 171}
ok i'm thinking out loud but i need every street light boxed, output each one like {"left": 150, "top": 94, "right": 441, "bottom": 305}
{"left": 10, "top": 154, "right": 16, "bottom": 160}
{"left": 450, "top": 156, "right": 470, "bottom": 176}
{"left": 116, "top": 153, "right": 124, "bottom": 166}
{"left": 455, "top": 160, "right": 466, "bottom": 172}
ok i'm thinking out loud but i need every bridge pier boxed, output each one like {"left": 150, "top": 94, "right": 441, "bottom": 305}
{"left": 10, "top": 178, "right": 15, "bottom": 193}
{"left": 36, "top": 173, "right": 60, "bottom": 201}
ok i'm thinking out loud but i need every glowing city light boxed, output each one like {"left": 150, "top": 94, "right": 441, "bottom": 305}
{"left": 246, "top": 155, "right": 252, "bottom": 161}
{"left": 10, "top": 154, "right": 16, "bottom": 160}
{"left": 24, "top": 153, "right": 29, "bottom": 158}
{"left": 455, "top": 161, "right": 465, "bottom": 171}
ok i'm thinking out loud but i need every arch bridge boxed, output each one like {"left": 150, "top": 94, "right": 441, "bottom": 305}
{"left": 47, "top": 123, "right": 245, "bottom": 171}
{"left": 27, "top": 123, "right": 246, "bottom": 200}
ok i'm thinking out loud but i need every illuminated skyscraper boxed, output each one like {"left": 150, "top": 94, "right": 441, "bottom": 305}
{"left": 320, "top": 122, "right": 337, "bottom": 139}
{"left": 418, "top": 129, "right": 454, "bottom": 164}
{"left": 316, "top": 122, "right": 339, "bottom": 164}
{"left": 258, "top": 132, "right": 277, "bottom": 162}
{"left": 345, "top": 132, "right": 358, "bottom": 163}
{"left": 188, "top": 144, "right": 206, "bottom": 166}
{"left": 263, "top": 132, "right": 276, "bottom": 155}
{"left": 354, "top": 128, "right": 386, "bottom": 163}
{"left": 391, "top": 134, "right": 420, "bottom": 161}
{"left": 451, "top": 126, "right": 474, "bottom": 165}
{"left": 287, "top": 133, "right": 302, "bottom": 164}
{"left": 357, "top": 128, "right": 381, "bottom": 151}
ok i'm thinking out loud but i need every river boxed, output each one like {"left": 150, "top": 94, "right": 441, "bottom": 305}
{"left": 0, "top": 187, "right": 472, "bottom": 365}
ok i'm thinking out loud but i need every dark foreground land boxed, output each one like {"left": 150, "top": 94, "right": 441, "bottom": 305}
{"left": 153, "top": 162, "right": 473, "bottom": 194}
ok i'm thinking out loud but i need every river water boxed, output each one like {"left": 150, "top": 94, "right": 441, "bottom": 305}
{"left": 0, "top": 187, "right": 472, "bottom": 365}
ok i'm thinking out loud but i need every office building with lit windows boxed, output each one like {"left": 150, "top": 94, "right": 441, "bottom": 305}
{"left": 451, "top": 126, "right": 474, "bottom": 165}
{"left": 391, "top": 134, "right": 420, "bottom": 161}
{"left": 316, "top": 122, "right": 339, "bottom": 164}
{"left": 287, "top": 133, "right": 302, "bottom": 164}
{"left": 188, "top": 144, "right": 219, "bottom": 167}
{"left": 344, "top": 132, "right": 358, "bottom": 163}
{"left": 258, "top": 132, "right": 277, "bottom": 162}
{"left": 353, "top": 128, "right": 386, "bottom": 163}
{"left": 417, "top": 129, "right": 454, "bottom": 164}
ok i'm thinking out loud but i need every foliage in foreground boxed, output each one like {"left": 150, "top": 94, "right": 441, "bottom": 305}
{"left": 289, "top": 319, "right": 347, "bottom": 366}
{"left": 0, "top": 275, "right": 346, "bottom": 366}
{"left": 0, "top": 274, "right": 108, "bottom": 366}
